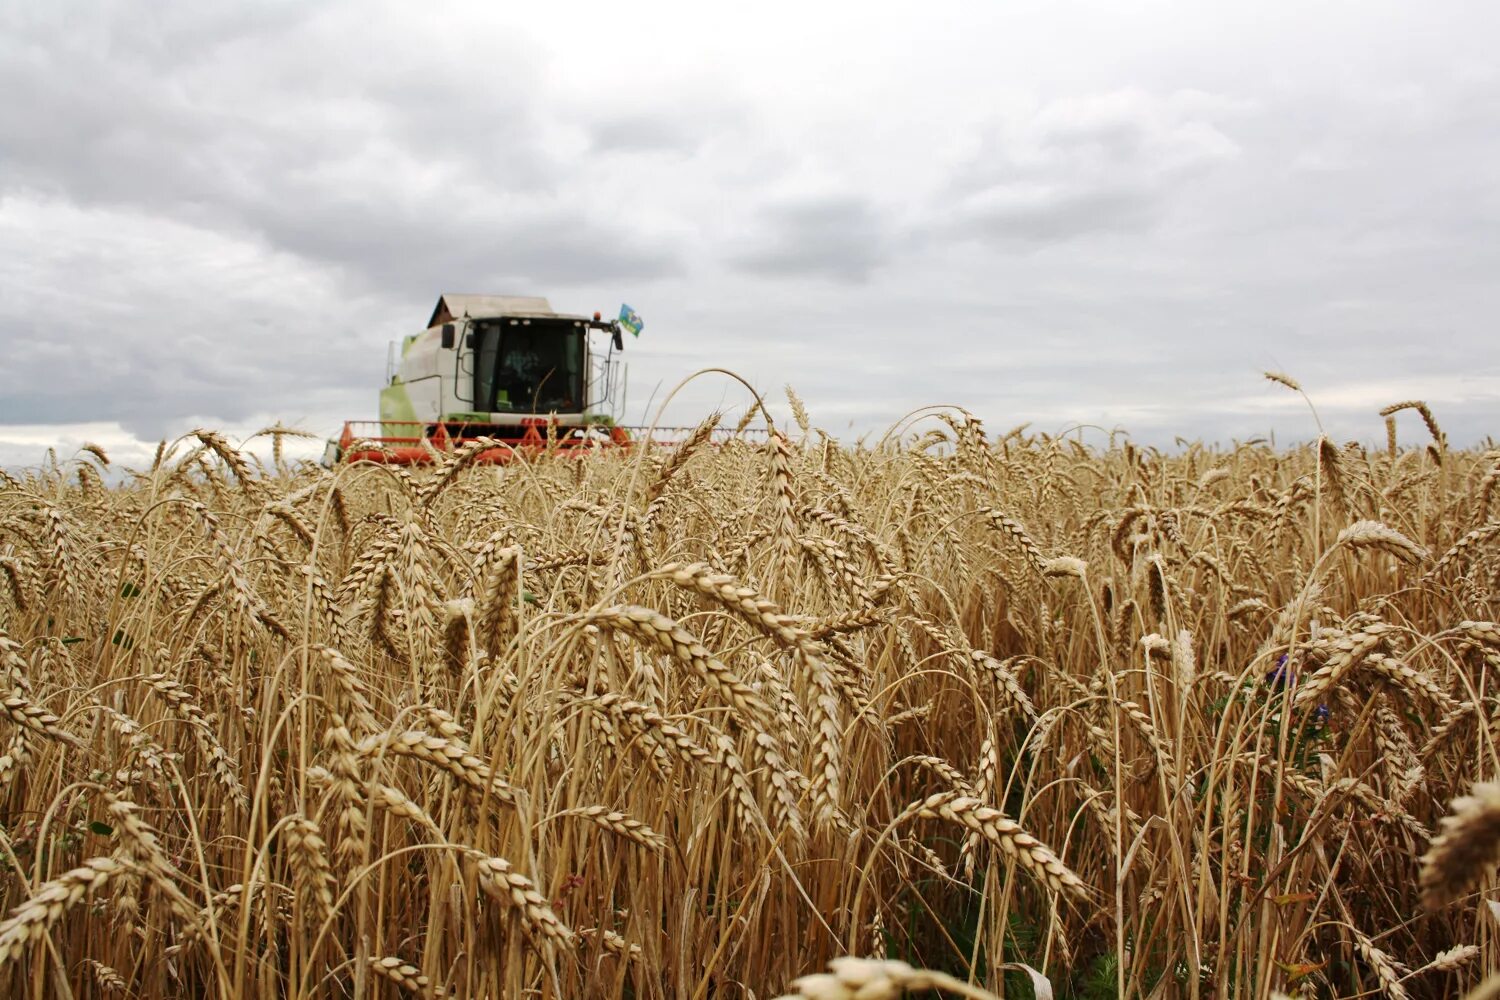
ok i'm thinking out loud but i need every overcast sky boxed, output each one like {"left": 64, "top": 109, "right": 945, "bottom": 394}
{"left": 2, "top": 0, "right": 1497, "bottom": 468}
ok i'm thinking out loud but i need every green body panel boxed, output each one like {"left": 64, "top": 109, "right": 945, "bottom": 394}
{"left": 380, "top": 381, "right": 419, "bottom": 436}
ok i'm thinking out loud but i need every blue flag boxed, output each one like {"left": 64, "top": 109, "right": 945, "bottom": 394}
{"left": 618, "top": 304, "right": 643, "bottom": 337}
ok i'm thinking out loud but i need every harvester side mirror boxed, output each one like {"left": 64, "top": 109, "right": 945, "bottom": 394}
{"left": 440, "top": 324, "right": 455, "bottom": 349}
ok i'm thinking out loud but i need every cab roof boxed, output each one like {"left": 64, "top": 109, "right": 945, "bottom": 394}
{"left": 429, "top": 294, "right": 590, "bottom": 328}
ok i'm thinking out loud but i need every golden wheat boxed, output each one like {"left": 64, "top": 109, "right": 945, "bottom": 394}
{"left": 0, "top": 404, "right": 1493, "bottom": 997}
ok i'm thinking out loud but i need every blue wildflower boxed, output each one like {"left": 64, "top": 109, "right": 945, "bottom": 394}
{"left": 1262, "top": 654, "right": 1329, "bottom": 725}
{"left": 1265, "top": 654, "right": 1294, "bottom": 689}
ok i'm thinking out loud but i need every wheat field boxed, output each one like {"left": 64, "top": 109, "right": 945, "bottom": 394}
{"left": 0, "top": 390, "right": 1496, "bottom": 999}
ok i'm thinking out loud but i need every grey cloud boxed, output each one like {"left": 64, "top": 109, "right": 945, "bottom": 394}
{"left": 938, "top": 89, "right": 1243, "bottom": 246}
{"left": 0, "top": 190, "right": 386, "bottom": 439}
{"left": 4, "top": 0, "right": 1500, "bottom": 460}
{"left": 0, "top": 308, "right": 374, "bottom": 439}
{"left": 589, "top": 115, "right": 703, "bottom": 154}
{"left": 82, "top": 2, "right": 313, "bottom": 71}
{"left": 0, "top": 2, "right": 682, "bottom": 296}
{"left": 584, "top": 90, "right": 751, "bottom": 157}
{"left": 727, "top": 197, "right": 893, "bottom": 282}
{"left": 951, "top": 184, "right": 1158, "bottom": 242}
{"left": 246, "top": 195, "right": 680, "bottom": 296}
{"left": 0, "top": 0, "right": 678, "bottom": 437}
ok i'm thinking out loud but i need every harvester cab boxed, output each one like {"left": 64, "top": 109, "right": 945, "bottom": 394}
{"left": 327, "top": 294, "right": 632, "bottom": 465}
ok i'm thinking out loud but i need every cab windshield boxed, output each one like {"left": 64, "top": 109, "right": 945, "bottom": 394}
{"left": 472, "top": 319, "right": 585, "bottom": 414}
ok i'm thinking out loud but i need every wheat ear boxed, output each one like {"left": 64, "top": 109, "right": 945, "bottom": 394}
{"left": 902, "top": 792, "right": 1090, "bottom": 900}
{"left": 977, "top": 508, "right": 1046, "bottom": 573}
{"left": 285, "top": 815, "right": 337, "bottom": 929}
{"left": 0, "top": 857, "right": 131, "bottom": 967}
{"left": 1334, "top": 520, "right": 1430, "bottom": 563}
{"left": 368, "top": 955, "right": 447, "bottom": 997}
{"left": 1421, "top": 782, "right": 1500, "bottom": 907}
{"left": 84, "top": 958, "right": 130, "bottom": 994}
{"left": 777, "top": 957, "right": 1004, "bottom": 1000}
{"left": 464, "top": 849, "right": 573, "bottom": 946}
{"left": 582, "top": 606, "right": 772, "bottom": 723}
{"left": 2, "top": 690, "right": 82, "bottom": 748}
{"left": 1351, "top": 929, "right": 1411, "bottom": 1000}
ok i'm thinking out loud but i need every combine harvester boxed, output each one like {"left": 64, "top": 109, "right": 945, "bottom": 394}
{"left": 327, "top": 294, "right": 683, "bottom": 465}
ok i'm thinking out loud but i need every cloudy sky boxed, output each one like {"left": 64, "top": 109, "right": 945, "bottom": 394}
{"left": 2, "top": 0, "right": 1497, "bottom": 468}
